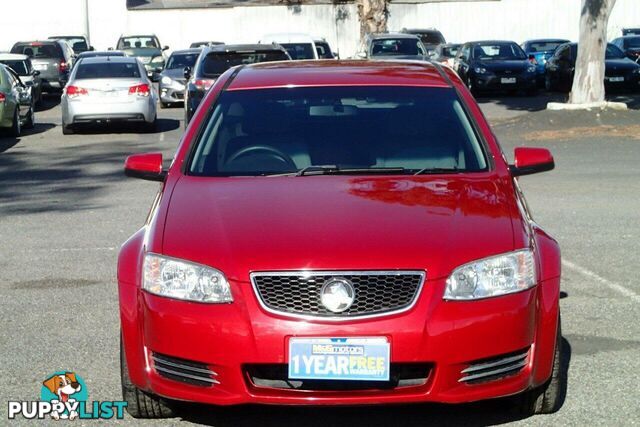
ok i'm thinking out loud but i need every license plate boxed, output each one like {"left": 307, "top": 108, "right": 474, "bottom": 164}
{"left": 289, "top": 337, "right": 390, "bottom": 381}
{"left": 609, "top": 76, "right": 624, "bottom": 82}
{"left": 501, "top": 77, "right": 516, "bottom": 84}
{"left": 34, "top": 64, "right": 47, "bottom": 71}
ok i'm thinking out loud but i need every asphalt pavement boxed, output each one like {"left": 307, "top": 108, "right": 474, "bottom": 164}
{"left": 0, "top": 92, "right": 638, "bottom": 426}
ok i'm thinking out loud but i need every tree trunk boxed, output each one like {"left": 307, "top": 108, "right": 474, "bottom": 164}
{"left": 569, "top": 0, "right": 617, "bottom": 104}
{"left": 356, "top": 0, "right": 389, "bottom": 41}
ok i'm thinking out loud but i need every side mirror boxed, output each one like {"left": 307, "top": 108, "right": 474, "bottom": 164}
{"left": 89, "top": 46, "right": 95, "bottom": 51}
{"left": 33, "top": 70, "right": 40, "bottom": 76}
{"left": 163, "top": 45, "right": 170, "bottom": 51}
{"left": 124, "top": 153, "right": 166, "bottom": 182}
{"left": 154, "top": 66, "right": 163, "bottom": 73}
{"left": 510, "top": 147, "right": 554, "bottom": 177}
{"left": 107, "top": 47, "right": 114, "bottom": 51}
{"left": 528, "top": 54, "right": 537, "bottom": 64}
{"left": 183, "top": 66, "right": 192, "bottom": 80}
{"left": 332, "top": 52, "right": 339, "bottom": 59}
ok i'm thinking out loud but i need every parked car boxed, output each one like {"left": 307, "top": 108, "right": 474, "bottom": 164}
{"left": 60, "top": 56, "right": 158, "bottom": 134}
{"left": 190, "top": 41, "right": 224, "bottom": 48}
{"left": 622, "top": 28, "right": 640, "bottom": 36}
{"left": 357, "top": 33, "right": 427, "bottom": 60}
{"left": 454, "top": 40, "right": 537, "bottom": 95}
{"left": 611, "top": 36, "right": 640, "bottom": 62}
{"left": 401, "top": 28, "right": 446, "bottom": 54}
{"left": 521, "top": 39, "right": 570, "bottom": 86}
{"left": 314, "top": 37, "right": 336, "bottom": 59}
{"left": 0, "top": 53, "right": 42, "bottom": 105}
{"left": 10, "top": 40, "right": 74, "bottom": 93}
{"left": 260, "top": 33, "right": 317, "bottom": 60}
{"left": 115, "top": 35, "right": 169, "bottom": 81}
{"left": 120, "top": 60, "right": 562, "bottom": 419}
{"left": 184, "top": 44, "right": 290, "bottom": 124}
{"left": 545, "top": 42, "right": 640, "bottom": 92}
{"left": 159, "top": 48, "right": 201, "bottom": 108}
{"left": 0, "top": 63, "right": 34, "bottom": 136}
{"left": 49, "top": 35, "right": 93, "bottom": 54}
{"left": 434, "top": 43, "right": 461, "bottom": 67}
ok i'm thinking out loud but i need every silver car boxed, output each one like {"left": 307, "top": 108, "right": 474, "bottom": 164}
{"left": 61, "top": 56, "right": 158, "bottom": 134}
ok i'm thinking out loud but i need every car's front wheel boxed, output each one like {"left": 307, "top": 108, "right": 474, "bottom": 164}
{"left": 120, "top": 336, "right": 175, "bottom": 418}
{"left": 514, "top": 316, "right": 564, "bottom": 415}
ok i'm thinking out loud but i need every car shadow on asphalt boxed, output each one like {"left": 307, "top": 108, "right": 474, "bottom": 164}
{"left": 174, "top": 338, "right": 572, "bottom": 427}
{"left": 70, "top": 118, "right": 180, "bottom": 135}
{"left": 35, "top": 94, "right": 61, "bottom": 112}
{"left": 477, "top": 90, "right": 640, "bottom": 113}
{"left": 0, "top": 123, "right": 56, "bottom": 153}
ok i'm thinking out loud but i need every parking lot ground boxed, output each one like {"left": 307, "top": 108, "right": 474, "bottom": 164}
{"left": 1, "top": 93, "right": 639, "bottom": 426}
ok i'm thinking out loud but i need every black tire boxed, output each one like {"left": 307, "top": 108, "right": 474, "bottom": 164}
{"left": 9, "top": 108, "right": 21, "bottom": 137}
{"left": 513, "top": 316, "right": 564, "bottom": 416}
{"left": 62, "top": 122, "right": 74, "bottom": 135}
{"left": 120, "top": 336, "right": 175, "bottom": 419}
{"left": 24, "top": 107, "right": 35, "bottom": 129}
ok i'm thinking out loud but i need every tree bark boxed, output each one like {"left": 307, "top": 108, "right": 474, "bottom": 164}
{"left": 569, "top": 0, "right": 617, "bottom": 104}
{"left": 356, "top": 0, "right": 389, "bottom": 42}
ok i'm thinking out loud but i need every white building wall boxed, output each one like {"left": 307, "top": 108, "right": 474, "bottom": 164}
{"left": 1, "top": 0, "right": 639, "bottom": 58}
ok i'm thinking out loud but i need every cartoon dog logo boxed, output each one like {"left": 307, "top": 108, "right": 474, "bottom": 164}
{"left": 42, "top": 372, "right": 82, "bottom": 420}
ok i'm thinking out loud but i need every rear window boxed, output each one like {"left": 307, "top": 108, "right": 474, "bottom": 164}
{"left": 189, "top": 86, "right": 487, "bottom": 177}
{"left": 527, "top": 41, "right": 566, "bottom": 53}
{"left": 474, "top": 43, "right": 526, "bottom": 60}
{"left": 200, "top": 51, "right": 289, "bottom": 77}
{"left": 315, "top": 42, "right": 334, "bottom": 59}
{"left": 11, "top": 43, "right": 62, "bottom": 59}
{"left": 0, "top": 60, "right": 28, "bottom": 76}
{"left": 371, "top": 39, "right": 424, "bottom": 56}
{"left": 118, "top": 37, "right": 159, "bottom": 50}
{"left": 75, "top": 62, "right": 141, "bottom": 79}
{"left": 280, "top": 43, "right": 315, "bottom": 60}
{"left": 418, "top": 33, "right": 445, "bottom": 45}
{"left": 624, "top": 37, "right": 640, "bottom": 48}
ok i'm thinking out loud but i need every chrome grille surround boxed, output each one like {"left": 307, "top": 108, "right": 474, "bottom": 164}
{"left": 152, "top": 353, "right": 219, "bottom": 387}
{"left": 459, "top": 348, "right": 530, "bottom": 384}
{"left": 250, "top": 270, "right": 426, "bottom": 321}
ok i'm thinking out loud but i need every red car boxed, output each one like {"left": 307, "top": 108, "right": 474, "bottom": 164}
{"left": 119, "top": 61, "right": 561, "bottom": 418}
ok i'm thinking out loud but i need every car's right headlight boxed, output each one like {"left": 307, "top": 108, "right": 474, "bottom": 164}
{"left": 444, "top": 249, "right": 536, "bottom": 300}
{"left": 475, "top": 67, "right": 487, "bottom": 74}
{"left": 161, "top": 76, "right": 172, "bottom": 85}
{"left": 143, "top": 253, "right": 233, "bottom": 303}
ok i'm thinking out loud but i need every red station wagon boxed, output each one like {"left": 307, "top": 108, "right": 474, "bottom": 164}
{"left": 119, "top": 61, "right": 562, "bottom": 418}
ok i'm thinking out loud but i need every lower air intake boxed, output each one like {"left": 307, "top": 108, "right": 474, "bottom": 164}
{"left": 152, "top": 353, "right": 218, "bottom": 387}
{"left": 459, "top": 348, "right": 529, "bottom": 384}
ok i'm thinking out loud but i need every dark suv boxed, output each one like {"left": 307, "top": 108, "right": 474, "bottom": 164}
{"left": 49, "top": 36, "right": 94, "bottom": 54}
{"left": 401, "top": 28, "right": 446, "bottom": 54}
{"left": 10, "top": 40, "right": 75, "bottom": 93}
{"left": 184, "top": 44, "right": 290, "bottom": 124}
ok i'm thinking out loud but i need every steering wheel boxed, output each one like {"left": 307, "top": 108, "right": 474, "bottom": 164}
{"left": 226, "top": 145, "right": 297, "bottom": 170}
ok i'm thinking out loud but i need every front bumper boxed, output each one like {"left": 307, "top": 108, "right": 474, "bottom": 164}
{"left": 120, "top": 275, "right": 560, "bottom": 406}
{"left": 160, "top": 81, "right": 186, "bottom": 103}
{"left": 473, "top": 74, "right": 536, "bottom": 92}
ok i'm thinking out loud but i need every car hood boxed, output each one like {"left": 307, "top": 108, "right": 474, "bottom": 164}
{"left": 478, "top": 60, "right": 529, "bottom": 72}
{"left": 605, "top": 58, "right": 640, "bottom": 69}
{"left": 161, "top": 176, "right": 517, "bottom": 282}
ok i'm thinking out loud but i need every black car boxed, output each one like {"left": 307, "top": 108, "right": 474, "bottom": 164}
{"left": 184, "top": 44, "right": 290, "bottom": 124}
{"left": 10, "top": 40, "right": 75, "bottom": 93}
{"left": 545, "top": 43, "right": 640, "bottom": 92}
{"left": 611, "top": 36, "right": 640, "bottom": 63}
{"left": 454, "top": 40, "right": 537, "bottom": 95}
{"left": 49, "top": 36, "right": 93, "bottom": 54}
{"left": 400, "top": 28, "right": 446, "bottom": 54}
{"left": 622, "top": 28, "right": 640, "bottom": 36}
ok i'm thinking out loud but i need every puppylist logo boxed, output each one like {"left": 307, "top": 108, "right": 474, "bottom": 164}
{"left": 7, "top": 371, "right": 127, "bottom": 420}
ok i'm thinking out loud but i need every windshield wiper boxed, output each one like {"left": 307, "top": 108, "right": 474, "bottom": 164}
{"left": 414, "top": 167, "right": 460, "bottom": 175}
{"left": 267, "top": 165, "right": 407, "bottom": 177}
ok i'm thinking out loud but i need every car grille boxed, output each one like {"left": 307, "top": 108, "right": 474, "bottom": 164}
{"left": 459, "top": 348, "right": 529, "bottom": 384}
{"left": 245, "top": 363, "right": 432, "bottom": 391}
{"left": 152, "top": 353, "right": 219, "bottom": 387}
{"left": 251, "top": 271, "right": 424, "bottom": 319}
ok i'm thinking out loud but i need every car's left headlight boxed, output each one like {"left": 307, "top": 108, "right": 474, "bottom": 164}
{"left": 143, "top": 253, "right": 233, "bottom": 303}
{"left": 444, "top": 249, "right": 536, "bottom": 300}
{"left": 526, "top": 65, "right": 537, "bottom": 73}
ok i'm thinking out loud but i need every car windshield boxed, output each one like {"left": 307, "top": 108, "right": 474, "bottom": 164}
{"left": 372, "top": 39, "right": 423, "bottom": 56}
{"left": 75, "top": 62, "right": 141, "bottom": 79}
{"left": 11, "top": 43, "right": 62, "bottom": 59}
{"left": 166, "top": 53, "right": 199, "bottom": 69}
{"left": 118, "top": 37, "right": 158, "bottom": 50}
{"left": 280, "top": 43, "right": 315, "bottom": 60}
{"left": 605, "top": 44, "right": 626, "bottom": 59}
{"left": 1, "top": 60, "right": 28, "bottom": 75}
{"left": 200, "top": 51, "right": 289, "bottom": 77}
{"left": 623, "top": 37, "right": 640, "bottom": 48}
{"left": 474, "top": 43, "right": 526, "bottom": 60}
{"left": 527, "top": 41, "right": 566, "bottom": 53}
{"left": 189, "top": 86, "right": 487, "bottom": 176}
